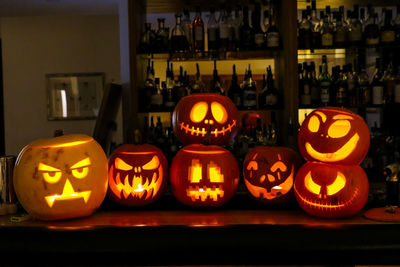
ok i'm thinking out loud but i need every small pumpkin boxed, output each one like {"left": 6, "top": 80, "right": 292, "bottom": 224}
{"left": 172, "top": 93, "right": 238, "bottom": 145}
{"left": 108, "top": 144, "right": 168, "bottom": 206}
{"left": 170, "top": 144, "right": 239, "bottom": 207}
{"left": 243, "top": 146, "right": 302, "bottom": 204}
{"left": 13, "top": 134, "right": 108, "bottom": 220}
{"left": 298, "top": 107, "right": 370, "bottom": 165}
{"left": 294, "top": 161, "right": 369, "bottom": 218}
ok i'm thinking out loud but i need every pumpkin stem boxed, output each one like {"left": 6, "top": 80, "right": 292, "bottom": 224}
{"left": 203, "top": 126, "right": 212, "bottom": 145}
{"left": 53, "top": 129, "right": 64, "bottom": 137}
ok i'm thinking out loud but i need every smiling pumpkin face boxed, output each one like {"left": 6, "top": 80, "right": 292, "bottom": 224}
{"left": 107, "top": 144, "right": 168, "bottom": 206}
{"left": 172, "top": 94, "right": 238, "bottom": 145}
{"left": 294, "top": 162, "right": 369, "bottom": 218}
{"left": 243, "top": 146, "right": 302, "bottom": 204}
{"left": 298, "top": 107, "right": 370, "bottom": 165}
{"left": 13, "top": 134, "right": 108, "bottom": 221}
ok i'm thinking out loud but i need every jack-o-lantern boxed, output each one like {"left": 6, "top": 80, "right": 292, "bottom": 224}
{"left": 172, "top": 93, "right": 238, "bottom": 145}
{"left": 13, "top": 134, "right": 108, "bottom": 220}
{"left": 243, "top": 146, "right": 302, "bottom": 204}
{"left": 108, "top": 144, "right": 168, "bottom": 206}
{"left": 294, "top": 162, "right": 369, "bottom": 218}
{"left": 298, "top": 107, "right": 370, "bottom": 165}
{"left": 170, "top": 144, "right": 239, "bottom": 207}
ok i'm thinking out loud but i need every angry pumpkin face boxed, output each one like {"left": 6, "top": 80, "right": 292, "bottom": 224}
{"left": 298, "top": 107, "right": 370, "bottom": 165}
{"left": 243, "top": 146, "right": 302, "bottom": 203}
{"left": 294, "top": 162, "right": 369, "bottom": 218}
{"left": 172, "top": 93, "right": 238, "bottom": 145}
{"left": 170, "top": 144, "right": 239, "bottom": 207}
{"left": 108, "top": 144, "right": 167, "bottom": 206}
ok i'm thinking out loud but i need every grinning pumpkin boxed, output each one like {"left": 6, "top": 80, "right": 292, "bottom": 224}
{"left": 13, "top": 134, "right": 108, "bottom": 220}
{"left": 294, "top": 162, "right": 369, "bottom": 218}
{"left": 243, "top": 146, "right": 302, "bottom": 204}
{"left": 172, "top": 93, "right": 238, "bottom": 145}
{"left": 298, "top": 107, "right": 370, "bottom": 165}
{"left": 170, "top": 144, "right": 239, "bottom": 207}
{"left": 108, "top": 144, "right": 168, "bottom": 206}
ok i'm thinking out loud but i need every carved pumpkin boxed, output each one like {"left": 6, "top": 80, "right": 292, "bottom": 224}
{"left": 170, "top": 144, "right": 239, "bottom": 207}
{"left": 298, "top": 107, "right": 370, "bottom": 165}
{"left": 294, "top": 162, "right": 369, "bottom": 218}
{"left": 108, "top": 144, "right": 168, "bottom": 206}
{"left": 13, "top": 134, "right": 108, "bottom": 220}
{"left": 172, "top": 93, "right": 238, "bottom": 145}
{"left": 243, "top": 146, "right": 302, "bottom": 204}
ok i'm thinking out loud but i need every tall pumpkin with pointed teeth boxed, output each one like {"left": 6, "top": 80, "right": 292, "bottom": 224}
{"left": 172, "top": 94, "right": 238, "bottom": 145}
{"left": 107, "top": 144, "right": 168, "bottom": 206}
{"left": 13, "top": 134, "right": 108, "bottom": 220}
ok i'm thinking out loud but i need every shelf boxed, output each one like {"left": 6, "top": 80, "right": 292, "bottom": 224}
{"left": 297, "top": 0, "right": 400, "bottom": 9}
{"left": 138, "top": 49, "right": 281, "bottom": 62}
{"left": 1, "top": 192, "right": 400, "bottom": 266}
{"left": 298, "top": 44, "right": 400, "bottom": 55}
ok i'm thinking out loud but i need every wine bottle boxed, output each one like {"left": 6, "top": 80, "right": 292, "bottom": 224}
{"left": 228, "top": 64, "right": 242, "bottom": 108}
{"left": 192, "top": 6, "right": 205, "bottom": 52}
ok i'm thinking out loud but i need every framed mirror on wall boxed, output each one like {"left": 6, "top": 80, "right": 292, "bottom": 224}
{"left": 46, "top": 72, "right": 105, "bottom": 120}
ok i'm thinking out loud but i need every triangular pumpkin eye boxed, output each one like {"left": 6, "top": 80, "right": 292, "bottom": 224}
{"left": 142, "top": 156, "right": 160, "bottom": 170}
{"left": 115, "top": 157, "right": 133, "bottom": 171}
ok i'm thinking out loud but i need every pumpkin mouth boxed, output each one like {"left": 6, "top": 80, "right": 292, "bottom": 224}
{"left": 305, "top": 133, "right": 359, "bottom": 162}
{"left": 45, "top": 179, "right": 91, "bottom": 207}
{"left": 244, "top": 166, "right": 294, "bottom": 200}
{"left": 294, "top": 186, "right": 359, "bottom": 211}
{"left": 179, "top": 120, "right": 237, "bottom": 137}
{"left": 108, "top": 165, "right": 163, "bottom": 200}
{"left": 186, "top": 185, "right": 224, "bottom": 202}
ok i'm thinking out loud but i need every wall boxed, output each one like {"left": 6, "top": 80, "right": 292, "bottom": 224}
{"left": 1, "top": 15, "right": 122, "bottom": 155}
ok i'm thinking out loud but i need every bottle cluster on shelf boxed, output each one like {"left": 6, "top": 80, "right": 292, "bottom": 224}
{"left": 298, "top": 2, "right": 400, "bottom": 49}
{"left": 139, "top": 1, "right": 280, "bottom": 55}
{"left": 139, "top": 60, "right": 281, "bottom": 113}
{"left": 299, "top": 54, "right": 400, "bottom": 108}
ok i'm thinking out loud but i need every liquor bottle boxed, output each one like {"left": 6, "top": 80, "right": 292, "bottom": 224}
{"left": 242, "top": 65, "right": 257, "bottom": 110}
{"left": 148, "top": 116, "right": 156, "bottom": 144}
{"left": 320, "top": 8, "right": 333, "bottom": 47}
{"left": 164, "top": 62, "right": 176, "bottom": 110}
{"left": 395, "top": 5, "right": 400, "bottom": 44}
{"left": 176, "top": 66, "right": 188, "bottom": 101}
{"left": 144, "top": 59, "right": 154, "bottom": 111}
{"left": 255, "top": 118, "right": 264, "bottom": 145}
{"left": 381, "top": 9, "right": 396, "bottom": 44}
{"left": 155, "top": 116, "right": 165, "bottom": 148}
{"left": 191, "top": 63, "right": 206, "bottom": 94}
{"left": 348, "top": 5, "right": 363, "bottom": 45}
{"left": 252, "top": 3, "right": 264, "bottom": 49}
{"left": 139, "top": 23, "right": 156, "bottom": 54}
{"left": 364, "top": 11, "right": 380, "bottom": 46}
{"left": 192, "top": 6, "right": 205, "bottom": 52}
{"left": 232, "top": 5, "right": 243, "bottom": 51}
{"left": 150, "top": 78, "right": 163, "bottom": 111}
{"left": 269, "top": 111, "right": 278, "bottom": 146}
{"left": 266, "top": 6, "right": 280, "bottom": 48}
{"left": 310, "top": 62, "right": 320, "bottom": 106}
{"left": 359, "top": 67, "right": 371, "bottom": 106}
{"left": 207, "top": 7, "right": 219, "bottom": 52}
{"left": 240, "top": 6, "right": 254, "bottom": 50}
{"left": 394, "top": 65, "right": 400, "bottom": 104}
{"left": 170, "top": 13, "right": 189, "bottom": 53}
{"left": 334, "top": 7, "right": 348, "bottom": 47}
{"left": 182, "top": 9, "right": 193, "bottom": 52}
{"left": 228, "top": 64, "right": 242, "bottom": 108}
{"left": 300, "top": 62, "right": 311, "bottom": 107}
{"left": 226, "top": 6, "right": 235, "bottom": 51}
{"left": 336, "top": 65, "right": 348, "bottom": 107}
{"left": 155, "top": 18, "right": 169, "bottom": 53}
{"left": 263, "top": 10, "right": 270, "bottom": 46}
{"left": 372, "top": 58, "right": 384, "bottom": 106}
{"left": 319, "top": 55, "right": 331, "bottom": 106}
{"left": 261, "top": 65, "right": 280, "bottom": 109}
{"left": 219, "top": 4, "right": 231, "bottom": 52}
{"left": 383, "top": 60, "right": 396, "bottom": 105}
{"left": 310, "top": 0, "right": 321, "bottom": 48}
{"left": 347, "top": 63, "right": 359, "bottom": 107}
{"left": 299, "top": 9, "right": 312, "bottom": 49}
{"left": 210, "top": 60, "right": 224, "bottom": 95}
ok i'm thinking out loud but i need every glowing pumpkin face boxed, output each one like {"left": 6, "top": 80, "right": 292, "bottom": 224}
{"left": 172, "top": 94, "right": 238, "bottom": 145}
{"left": 243, "top": 146, "right": 302, "bottom": 204}
{"left": 170, "top": 144, "right": 239, "bottom": 207}
{"left": 13, "top": 134, "right": 108, "bottom": 221}
{"left": 108, "top": 144, "right": 167, "bottom": 206}
{"left": 294, "top": 162, "right": 369, "bottom": 218}
{"left": 298, "top": 107, "right": 370, "bottom": 165}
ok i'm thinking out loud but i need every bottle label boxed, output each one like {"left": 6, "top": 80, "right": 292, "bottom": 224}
{"left": 267, "top": 32, "right": 279, "bottom": 47}
{"left": 208, "top": 28, "right": 217, "bottom": 41}
{"left": 372, "top": 86, "right": 383, "bottom": 105}
{"left": 165, "top": 101, "right": 176, "bottom": 108}
{"left": 320, "top": 84, "right": 330, "bottom": 104}
{"left": 243, "top": 91, "right": 257, "bottom": 108}
{"left": 321, "top": 33, "right": 333, "bottom": 46}
{"left": 334, "top": 30, "right": 347, "bottom": 44}
{"left": 151, "top": 94, "right": 163, "bottom": 106}
{"left": 349, "top": 29, "right": 362, "bottom": 42}
{"left": 381, "top": 30, "right": 395, "bottom": 43}
{"left": 395, "top": 84, "right": 400, "bottom": 103}
{"left": 233, "top": 94, "right": 242, "bottom": 106}
{"left": 254, "top": 33, "right": 264, "bottom": 47}
{"left": 366, "top": 37, "right": 379, "bottom": 45}
{"left": 301, "top": 95, "right": 312, "bottom": 106}
{"left": 219, "top": 24, "right": 229, "bottom": 39}
{"left": 303, "top": 84, "right": 310, "bottom": 94}
{"left": 194, "top": 26, "right": 203, "bottom": 41}
{"left": 266, "top": 93, "right": 278, "bottom": 106}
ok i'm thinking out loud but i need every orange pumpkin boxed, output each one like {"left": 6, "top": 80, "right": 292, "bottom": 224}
{"left": 243, "top": 146, "right": 302, "bottom": 204}
{"left": 108, "top": 144, "right": 168, "bottom": 206}
{"left": 13, "top": 134, "right": 108, "bottom": 220}
{"left": 170, "top": 144, "right": 239, "bottom": 207}
{"left": 298, "top": 107, "right": 370, "bottom": 165}
{"left": 294, "top": 162, "right": 369, "bottom": 218}
{"left": 172, "top": 93, "right": 238, "bottom": 145}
